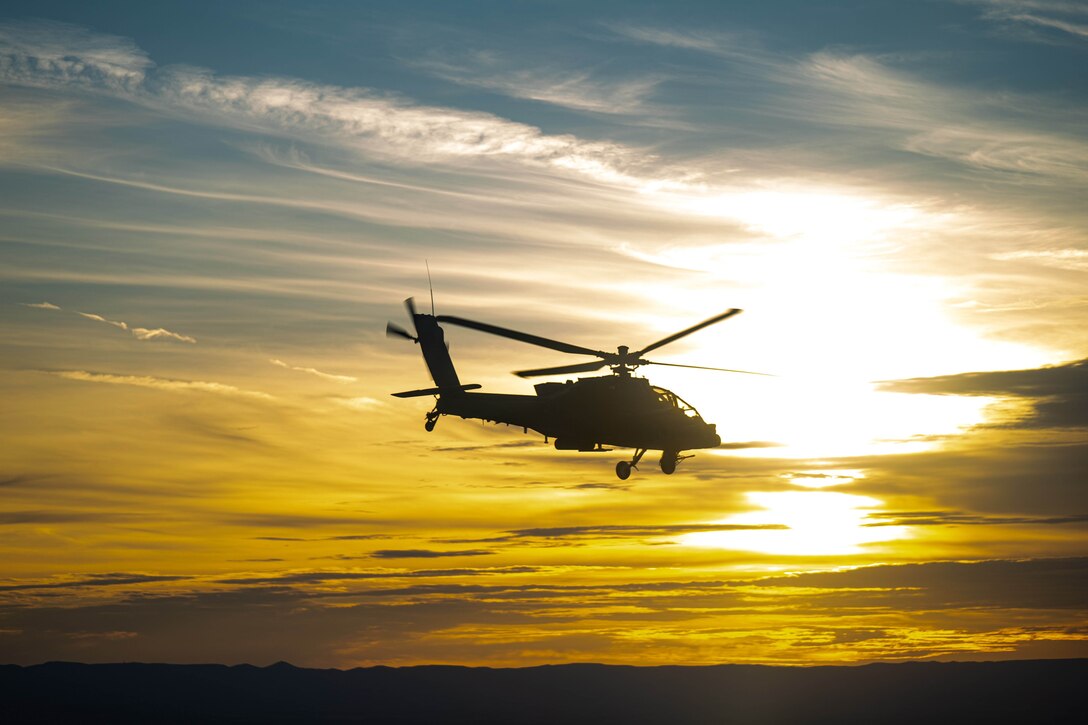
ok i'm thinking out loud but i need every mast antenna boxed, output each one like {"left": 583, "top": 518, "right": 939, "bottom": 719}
{"left": 425, "top": 260, "right": 435, "bottom": 315}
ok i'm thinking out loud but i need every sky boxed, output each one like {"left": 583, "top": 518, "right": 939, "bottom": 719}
{"left": 1, "top": 0, "right": 1086, "bottom": 667}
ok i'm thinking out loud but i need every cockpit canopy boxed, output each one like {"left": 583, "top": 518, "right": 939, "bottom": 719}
{"left": 652, "top": 386, "right": 704, "bottom": 420}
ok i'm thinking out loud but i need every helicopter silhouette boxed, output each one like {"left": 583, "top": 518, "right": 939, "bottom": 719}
{"left": 387, "top": 297, "right": 767, "bottom": 479}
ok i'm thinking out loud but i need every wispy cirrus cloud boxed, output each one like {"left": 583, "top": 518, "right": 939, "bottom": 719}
{"left": 992, "top": 248, "right": 1088, "bottom": 271}
{"left": 0, "top": 20, "right": 151, "bottom": 92}
{"left": 963, "top": 0, "right": 1088, "bottom": 42}
{"left": 22, "top": 301, "right": 197, "bottom": 343}
{"left": 412, "top": 50, "right": 662, "bottom": 116}
{"left": 47, "top": 370, "right": 274, "bottom": 400}
{"left": 131, "top": 327, "right": 196, "bottom": 342}
{"left": 791, "top": 51, "right": 1088, "bottom": 182}
{"left": 77, "top": 311, "right": 127, "bottom": 330}
{"left": 270, "top": 358, "right": 355, "bottom": 383}
{"left": 607, "top": 24, "right": 767, "bottom": 59}
{"left": 335, "top": 396, "right": 382, "bottom": 410}
{"left": 77, "top": 311, "right": 196, "bottom": 343}
{"left": 3, "top": 16, "right": 1083, "bottom": 309}
{"left": 83, "top": 313, "right": 196, "bottom": 342}
{"left": 612, "top": 20, "right": 1088, "bottom": 185}
{"left": 0, "top": 21, "right": 652, "bottom": 188}
{"left": 1009, "top": 13, "right": 1088, "bottom": 39}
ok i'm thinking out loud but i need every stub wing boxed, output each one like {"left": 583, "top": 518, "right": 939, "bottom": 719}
{"left": 391, "top": 383, "right": 482, "bottom": 398}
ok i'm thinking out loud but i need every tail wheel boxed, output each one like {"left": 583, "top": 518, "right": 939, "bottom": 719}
{"left": 615, "top": 461, "right": 632, "bottom": 480}
{"left": 660, "top": 451, "right": 678, "bottom": 475}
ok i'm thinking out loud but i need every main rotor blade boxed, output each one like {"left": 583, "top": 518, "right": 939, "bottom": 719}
{"left": 514, "top": 360, "right": 609, "bottom": 378}
{"left": 436, "top": 315, "right": 607, "bottom": 358}
{"left": 636, "top": 309, "right": 743, "bottom": 356}
{"left": 386, "top": 322, "right": 416, "bottom": 341}
{"left": 645, "top": 360, "right": 774, "bottom": 376}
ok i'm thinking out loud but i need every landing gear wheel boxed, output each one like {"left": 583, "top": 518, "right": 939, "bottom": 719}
{"left": 424, "top": 410, "right": 439, "bottom": 432}
{"left": 660, "top": 451, "right": 678, "bottom": 475}
{"left": 616, "top": 449, "right": 645, "bottom": 480}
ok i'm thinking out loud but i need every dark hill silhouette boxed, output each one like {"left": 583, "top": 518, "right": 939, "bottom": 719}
{"left": 1, "top": 659, "right": 1083, "bottom": 724}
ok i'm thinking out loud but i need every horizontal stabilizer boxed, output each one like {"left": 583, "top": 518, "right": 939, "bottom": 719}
{"left": 390, "top": 384, "right": 481, "bottom": 398}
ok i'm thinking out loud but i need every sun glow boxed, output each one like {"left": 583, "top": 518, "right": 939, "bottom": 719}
{"left": 682, "top": 490, "right": 911, "bottom": 556}
{"left": 701, "top": 381, "right": 995, "bottom": 458}
{"left": 619, "top": 184, "right": 1053, "bottom": 458}
{"left": 781, "top": 469, "right": 866, "bottom": 489}
{"left": 655, "top": 187, "right": 926, "bottom": 246}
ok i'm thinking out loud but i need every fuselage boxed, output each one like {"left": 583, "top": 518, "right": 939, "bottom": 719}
{"left": 437, "top": 375, "right": 720, "bottom": 452}
{"left": 392, "top": 306, "right": 725, "bottom": 479}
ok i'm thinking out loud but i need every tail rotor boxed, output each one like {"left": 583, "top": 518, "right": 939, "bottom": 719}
{"left": 386, "top": 321, "right": 417, "bottom": 342}
{"left": 387, "top": 297, "right": 421, "bottom": 343}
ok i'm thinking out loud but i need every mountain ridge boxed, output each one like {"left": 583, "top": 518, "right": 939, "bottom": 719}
{"left": 2, "top": 658, "right": 1083, "bottom": 723}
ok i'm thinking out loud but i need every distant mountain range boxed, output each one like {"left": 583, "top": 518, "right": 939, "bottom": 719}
{"left": 1, "top": 659, "right": 1083, "bottom": 723}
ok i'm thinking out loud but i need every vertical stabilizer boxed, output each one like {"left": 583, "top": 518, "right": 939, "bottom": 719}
{"left": 407, "top": 298, "right": 462, "bottom": 391}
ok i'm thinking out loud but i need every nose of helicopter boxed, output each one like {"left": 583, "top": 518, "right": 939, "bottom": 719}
{"left": 704, "top": 422, "right": 721, "bottom": 448}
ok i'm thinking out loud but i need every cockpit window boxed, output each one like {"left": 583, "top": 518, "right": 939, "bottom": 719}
{"left": 652, "top": 386, "right": 703, "bottom": 419}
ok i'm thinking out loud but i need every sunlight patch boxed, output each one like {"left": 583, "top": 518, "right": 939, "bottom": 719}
{"left": 681, "top": 491, "right": 911, "bottom": 556}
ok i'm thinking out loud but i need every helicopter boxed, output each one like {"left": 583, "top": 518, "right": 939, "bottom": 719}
{"left": 386, "top": 297, "right": 766, "bottom": 479}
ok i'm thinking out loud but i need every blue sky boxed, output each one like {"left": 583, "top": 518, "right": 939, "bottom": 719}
{"left": 1, "top": 0, "right": 1085, "bottom": 666}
